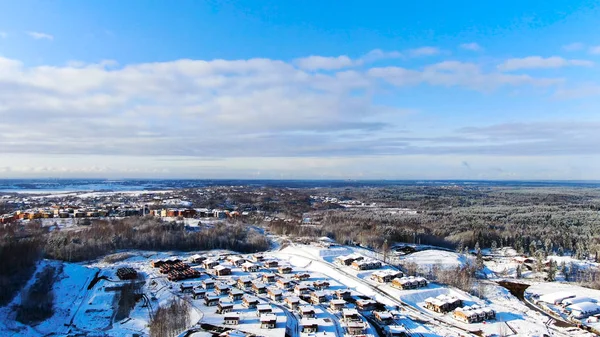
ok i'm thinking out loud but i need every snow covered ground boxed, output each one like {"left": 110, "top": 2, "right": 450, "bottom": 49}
{"left": 399, "top": 250, "right": 470, "bottom": 270}
{"left": 2, "top": 243, "right": 599, "bottom": 337}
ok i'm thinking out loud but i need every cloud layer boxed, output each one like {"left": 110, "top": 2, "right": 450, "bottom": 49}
{"left": 1, "top": 49, "right": 599, "bottom": 179}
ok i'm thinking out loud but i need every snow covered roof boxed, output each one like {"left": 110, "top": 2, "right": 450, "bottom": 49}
{"left": 257, "top": 304, "right": 272, "bottom": 310}
{"left": 567, "top": 302, "right": 600, "bottom": 313}
{"left": 562, "top": 297, "right": 598, "bottom": 306}
{"left": 319, "top": 236, "right": 335, "bottom": 242}
{"left": 300, "top": 318, "right": 320, "bottom": 326}
{"left": 386, "top": 325, "right": 407, "bottom": 334}
{"left": 343, "top": 308, "right": 359, "bottom": 316}
{"left": 260, "top": 314, "right": 277, "bottom": 322}
{"left": 539, "top": 291, "right": 576, "bottom": 304}
{"left": 376, "top": 312, "right": 392, "bottom": 319}
{"left": 372, "top": 269, "right": 401, "bottom": 277}
{"left": 300, "top": 305, "right": 316, "bottom": 312}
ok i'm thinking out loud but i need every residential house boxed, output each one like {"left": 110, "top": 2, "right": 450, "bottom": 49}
{"left": 370, "top": 270, "right": 403, "bottom": 283}
{"left": 310, "top": 291, "right": 327, "bottom": 305}
{"left": 189, "top": 254, "right": 206, "bottom": 264}
{"left": 242, "top": 295, "right": 259, "bottom": 309}
{"left": 313, "top": 280, "right": 330, "bottom": 290}
{"left": 192, "top": 288, "right": 205, "bottom": 299}
{"left": 335, "top": 289, "right": 352, "bottom": 300}
{"left": 453, "top": 305, "right": 495, "bottom": 323}
{"left": 237, "top": 276, "right": 253, "bottom": 290}
{"left": 300, "top": 319, "right": 319, "bottom": 333}
{"left": 374, "top": 311, "right": 394, "bottom": 324}
{"left": 284, "top": 296, "right": 300, "bottom": 310}
{"left": 276, "top": 278, "right": 293, "bottom": 289}
{"left": 242, "top": 262, "right": 259, "bottom": 273}
{"left": 268, "top": 288, "right": 283, "bottom": 301}
{"left": 228, "top": 256, "right": 246, "bottom": 267}
{"left": 260, "top": 314, "right": 277, "bottom": 329}
{"left": 294, "top": 273, "right": 310, "bottom": 281}
{"left": 335, "top": 254, "right": 364, "bottom": 266}
{"left": 278, "top": 266, "right": 293, "bottom": 274}
{"left": 229, "top": 289, "right": 244, "bottom": 301}
{"left": 257, "top": 304, "right": 273, "bottom": 316}
{"left": 424, "top": 295, "right": 462, "bottom": 313}
{"left": 263, "top": 260, "right": 278, "bottom": 268}
{"left": 294, "top": 284, "right": 310, "bottom": 296}
{"left": 214, "top": 265, "right": 232, "bottom": 276}
{"left": 262, "top": 274, "right": 276, "bottom": 283}
{"left": 342, "top": 308, "right": 361, "bottom": 322}
{"left": 299, "top": 305, "right": 316, "bottom": 318}
{"left": 203, "top": 259, "right": 219, "bottom": 269}
{"left": 252, "top": 281, "right": 267, "bottom": 295}
{"left": 217, "top": 302, "right": 234, "bottom": 314}
{"left": 202, "top": 279, "right": 215, "bottom": 290}
{"left": 351, "top": 259, "right": 382, "bottom": 271}
{"left": 204, "top": 293, "right": 220, "bottom": 306}
{"left": 330, "top": 299, "right": 346, "bottom": 311}
{"left": 223, "top": 314, "right": 240, "bottom": 325}
{"left": 355, "top": 299, "right": 377, "bottom": 311}
{"left": 214, "top": 283, "right": 230, "bottom": 295}
{"left": 346, "top": 321, "right": 366, "bottom": 335}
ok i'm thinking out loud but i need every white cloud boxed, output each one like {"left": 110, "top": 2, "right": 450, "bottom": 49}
{"left": 408, "top": 46, "right": 440, "bottom": 57}
{"left": 554, "top": 84, "right": 600, "bottom": 99}
{"left": 27, "top": 31, "right": 54, "bottom": 40}
{"left": 369, "top": 61, "right": 561, "bottom": 90}
{"left": 293, "top": 55, "right": 358, "bottom": 70}
{"left": 0, "top": 52, "right": 577, "bottom": 171}
{"left": 562, "top": 42, "right": 584, "bottom": 52}
{"left": 497, "top": 56, "right": 594, "bottom": 71}
{"left": 459, "top": 43, "right": 482, "bottom": 51}
{"left": 590, "top": 46, "right": 600, "bottom": 55}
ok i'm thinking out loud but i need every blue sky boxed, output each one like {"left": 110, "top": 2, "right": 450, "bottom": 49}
{"left": 1, "top": 1, "right": 600, "bottom": 179}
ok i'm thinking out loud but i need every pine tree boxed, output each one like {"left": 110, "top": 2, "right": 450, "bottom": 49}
{"left": 382, "top": 239, "right": 389, "bottom": 263}
{"left": 476, "top": 242, "right": 484, "bottom": 271}
{"left": 561, "top": 261, "right": 569, "bottom": 281}
{"left": 546, "top": 259, "right": 556, "bottom": 281}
